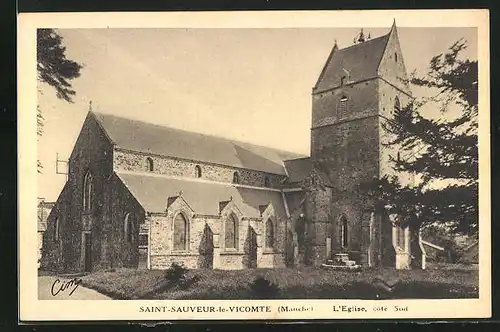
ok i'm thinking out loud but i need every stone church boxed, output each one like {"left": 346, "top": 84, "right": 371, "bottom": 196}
{"left": 41, "top": 22, "right": 423, "bottom": 273}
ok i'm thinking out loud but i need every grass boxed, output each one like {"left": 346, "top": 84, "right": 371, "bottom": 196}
{"left": 79, "top": 264, "right": 479, "bottom": 300}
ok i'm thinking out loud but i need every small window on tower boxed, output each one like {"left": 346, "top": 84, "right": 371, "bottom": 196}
{"left": 264, "top": 176, "right": 270, "bottom": 187}
{"left": 395, "top": 53, "right": 398, "bottom": 62}
{"left": 232, "top": 171, "right": 240, "bottom": 184}
{"left": 339, "top": 96, "right": 348, "bottom": 118}
{"left": 195, "top": 165, "right": 202, "bottom": 178}
{"left": 340, "top": 76, "right": 346, "bottom": 86}
{"left": 146, "top": 157, "right": 154, "bottom": 172}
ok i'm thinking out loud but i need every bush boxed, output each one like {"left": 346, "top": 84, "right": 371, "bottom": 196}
{"left": 165, "top": 262, "right": 189, "bottom": 284}
{"left": 249, "top": 276, "right": 280, "bottom": 299}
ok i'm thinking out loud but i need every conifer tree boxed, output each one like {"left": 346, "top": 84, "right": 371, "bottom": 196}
{"left": 362, "top": 39, "right": 478, "bottom": 235}
{"left": 37, "top": 29, "right": 83, "bottom": 172}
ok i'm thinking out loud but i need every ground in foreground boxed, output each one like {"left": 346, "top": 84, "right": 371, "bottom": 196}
{"left": 77, "top": 263, "right": 479, "bottom": 300}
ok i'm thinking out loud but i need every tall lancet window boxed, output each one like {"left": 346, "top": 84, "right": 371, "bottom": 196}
{"left": 265, "top": 218, "right": 274, "bottom": 249}
{"left": 340, "top": 215, "right": 348, "bottom": 249}
{"left": 83, "top": 171, "right": 93, "bottom": 212}
{"left": 225, "top": 214, "right": 238, "bottom": 249}
{"left": 54, "top": 217, "right": 60, "bottom": 242}
{"left": 173, "top": 213, "right": 188, "bottom": 251}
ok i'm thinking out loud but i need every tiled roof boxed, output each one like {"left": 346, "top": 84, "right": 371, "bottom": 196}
{"left": 314, "top": 33, "right": 390, "bottom": 92}
{"left": 283, "top": 157, "right": 312, "bottom": 184}
{"left": 116, "top": 172, "right": 287, "bottom": 218}
{"left": 92, "top": 112, "right": 305, "bottom": 175}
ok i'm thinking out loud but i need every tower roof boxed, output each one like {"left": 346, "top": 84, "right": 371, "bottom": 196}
{"left": 313, "top": 32, "right": 391, "bottom": 92}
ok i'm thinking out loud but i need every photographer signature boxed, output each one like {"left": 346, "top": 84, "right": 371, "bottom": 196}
{"left": 50, "top": 277, "right": 82, "bottom": 296}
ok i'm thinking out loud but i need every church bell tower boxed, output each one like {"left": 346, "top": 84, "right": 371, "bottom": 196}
{"left": 306, "top": 21, "right": 414, "bottom": 267}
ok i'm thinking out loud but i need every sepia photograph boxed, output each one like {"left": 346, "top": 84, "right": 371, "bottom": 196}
{"left": 19, "top": 10, "right": 490, "bottom": 320}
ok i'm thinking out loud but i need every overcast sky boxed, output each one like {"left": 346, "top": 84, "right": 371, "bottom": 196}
{"left": 37, "top": 26, "right": 477, "bottom": 201}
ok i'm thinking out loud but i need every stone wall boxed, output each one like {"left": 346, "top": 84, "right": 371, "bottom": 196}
{"left": 114, "top": 149, "right": 285, "bottom": 188}
{"left": 312, "top": 79, "right": 379, "bottom": 128}
{"left": 104, "top": 174, "right": 146, "bottom": 269}
{"left": 42, "top": 113, "right": 115, "bottom": 273}
{"left": 148, "top": 197, "right": 286, "bottom": 270}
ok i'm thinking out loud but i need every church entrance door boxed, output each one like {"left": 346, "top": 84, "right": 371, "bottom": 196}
{"left": 82, "top": 232, "right": 92, "bottom": 272}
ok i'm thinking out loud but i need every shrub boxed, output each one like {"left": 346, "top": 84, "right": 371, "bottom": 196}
{"left": 164, "top": 262, "right": 188, "bottom": 284}
{"left": 249, "top": 276, "right": 280, "bottom": 299}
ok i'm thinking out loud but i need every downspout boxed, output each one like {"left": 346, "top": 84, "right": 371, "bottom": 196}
{"left": 281, "top": 190, "right": 291, "bottom": 265}
{"left": 147, "top": 212, "right": 151, "bottom": 270}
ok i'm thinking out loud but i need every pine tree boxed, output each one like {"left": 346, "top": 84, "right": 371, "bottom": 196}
{"left": 362, "top": 39, "right": 478, "bottom": 235}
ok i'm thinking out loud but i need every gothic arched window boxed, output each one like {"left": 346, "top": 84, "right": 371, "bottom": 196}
{"left": 340, "top": 215, "right": 348, "bottom": 249}
{"left": 173, "top": 213, "right": 188, "bottom": 251}
{"left": 339, "top": 96, "right": 348, "bottom": 118}
{"left": 124, "top": 213, "right": 134, "bottom": 244}
{"left": 195, "top": 165, "right": 202, "bottom": 178}
{"left": 83, "top": 171, "right": 93, "bottom": 212}
{"left": 146, "top": 157, "right": 154, "bottom": 172}
{"left": 225, "top": 214, "right": 238, "bottom": 249}
{"left": 265, "top": 218, "right": 274, "bottom": 249}
{"left": 232, "top": 171, "right": 240, "bottom": 184}
{"left": 54, "top": 217, "right": 60, "bottom": 242}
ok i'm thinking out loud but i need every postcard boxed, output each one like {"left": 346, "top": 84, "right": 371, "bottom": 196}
{"left": 18, "top": 9, "right": 490, "bottom": 321}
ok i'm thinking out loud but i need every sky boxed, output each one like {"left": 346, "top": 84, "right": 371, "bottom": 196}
{"left": 37, "top": 26, "right": 477, "bottom": 202}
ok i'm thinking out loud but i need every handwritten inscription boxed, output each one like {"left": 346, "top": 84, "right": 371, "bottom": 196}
{"left": 50, "top": 278, "right": 82, "bottom": 296}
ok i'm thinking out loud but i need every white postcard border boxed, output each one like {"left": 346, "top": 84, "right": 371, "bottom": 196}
{"left": 18, "top": 9, "right": 491, "bottom": 321}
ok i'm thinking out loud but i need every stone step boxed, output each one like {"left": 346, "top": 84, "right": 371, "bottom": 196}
{"left": 328, "top": 252, "right": 358, "bottom": 267}
{"left": 321, "top": 263, "right": 361, "bottom": 271}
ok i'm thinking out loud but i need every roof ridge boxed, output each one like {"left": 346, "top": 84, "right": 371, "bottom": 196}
{"left": 336, "top": 33, "right": 390, "bottom": 53}
{"left": 91, "top": 111, "right": 306, "bottom": 158}
{"left": 283, "top": 156, "right": 311, "bottom": 162}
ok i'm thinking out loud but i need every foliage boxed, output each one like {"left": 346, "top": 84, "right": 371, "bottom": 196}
{"left": 37, "top": 29, "right": 83, "bottom": 172}
{"left": 249, "top": 276, "right": 280, "bottom": 299}
{"left": 361, "top": 39, "right": 478, "bottom": 235}
{"left": 164, "top": 262, "right": 189, "bottom": 284}
{"left": 37, "top": 29, "right": 83, "bottom": 103}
